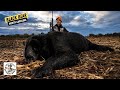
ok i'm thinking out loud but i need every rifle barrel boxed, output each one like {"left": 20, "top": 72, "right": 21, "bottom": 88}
{"left": 50, "top": 11, "right": 54, "bottom": 31}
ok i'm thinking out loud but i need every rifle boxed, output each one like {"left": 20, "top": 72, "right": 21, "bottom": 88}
{"left": 50, "top": 11, "right": 53, "bottom": 31}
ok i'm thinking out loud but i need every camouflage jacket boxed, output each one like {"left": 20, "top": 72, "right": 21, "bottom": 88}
{"left": 51, "top": 24, "right": 68, "bottom": 32}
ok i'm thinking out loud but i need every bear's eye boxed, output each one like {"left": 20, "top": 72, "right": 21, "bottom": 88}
{"left": 33, "top": 47, "right": 37, "bottom": 51}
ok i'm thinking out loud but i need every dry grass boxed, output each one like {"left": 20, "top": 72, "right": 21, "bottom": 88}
{"left": 0, "top": 36, "right": 120, "bottom": 79}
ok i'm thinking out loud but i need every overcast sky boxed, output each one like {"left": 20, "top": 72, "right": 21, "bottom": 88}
{"left": 0, "top": 11, "right": 120, "bottom": 36}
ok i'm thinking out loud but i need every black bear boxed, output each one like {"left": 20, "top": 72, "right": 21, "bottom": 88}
{"left": 24, "top": 31, "right": 114, "bottom": 78}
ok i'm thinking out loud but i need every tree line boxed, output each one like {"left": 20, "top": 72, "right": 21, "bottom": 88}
{"left": 89, "top": 32, "right": 120, "bottom": 37}
{"left": 0, "top": 32, "right": 120, "bottom": 38}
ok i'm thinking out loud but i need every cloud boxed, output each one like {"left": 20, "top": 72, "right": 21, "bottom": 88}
{"left": 0, "top": 26, "right": 35, "bottom": 30}
{"left": 0, "top": 14, "right": 7, "bottom": 21}
{"left": 68, "top": 11, "right": 97, "bottom": 27}
{"left": 69, "top": 16, "right": 80, "bottom": 26}
{"left": 84, "top": 11, "right": 109, "bottom": 22}
{"left": 83, "top": 11, "right": 110, "bottom": 28}
{"left": 83, "top": 11, "right": 120, "bottom": 29}
{"left": 28, "top": 11, "right": 60, "bottom": 22}
{"left": 0, "top": 11, "right": 120, "bottom": 36}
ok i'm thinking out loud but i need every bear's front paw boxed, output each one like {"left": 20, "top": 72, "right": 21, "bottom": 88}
{"left": 31, "top": 67, "right": 43, "bottom": 78}
{"left": 31, "top": 67, "right": 53, "bottom": 79}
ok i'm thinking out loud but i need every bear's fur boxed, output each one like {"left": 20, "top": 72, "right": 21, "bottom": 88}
{"left": 24, "top": 32, "right": 114, "bottom": 78}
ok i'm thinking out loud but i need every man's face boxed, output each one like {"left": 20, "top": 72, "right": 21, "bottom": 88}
{"left": 56, "top": 19, "right": 62, "bottom": 26}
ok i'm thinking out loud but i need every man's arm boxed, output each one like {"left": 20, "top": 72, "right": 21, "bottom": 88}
{"left": 64, "top": 27, "right": 69, "bottom": 32}
{"left": 50, "top": 24, "right": 55, "bottom": 31}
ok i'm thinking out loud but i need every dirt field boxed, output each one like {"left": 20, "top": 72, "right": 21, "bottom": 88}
{"left": 0, "top": 36, "right": 120, "bottom": 79}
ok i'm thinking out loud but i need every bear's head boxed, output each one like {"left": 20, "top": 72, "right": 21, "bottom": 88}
{"left": 23, "top": 36, "right": 45, "bottom": 62}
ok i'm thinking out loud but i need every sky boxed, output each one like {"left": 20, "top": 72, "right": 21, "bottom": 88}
{"left": 0, "top": 11, "right": 120, "bottom": 36}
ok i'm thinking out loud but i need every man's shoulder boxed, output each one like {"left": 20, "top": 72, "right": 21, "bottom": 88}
{"left": 53, "top": 24, "right": 58, "bottom": 28}
{"left": 54, "top": 24, "right": 63, "bottom": 28}
{"left": 53, "top": 25, "right": 58, "bottom": 29}
{"left": 63, "top": 27, "right": 68, "bottom": 32}
{"left": 54, "top": 24, "right": 58, "bottom": 27}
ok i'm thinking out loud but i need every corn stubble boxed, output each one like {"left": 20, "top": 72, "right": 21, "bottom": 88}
{"left": 0, "top": 36, "right": 120, "bottom": 79}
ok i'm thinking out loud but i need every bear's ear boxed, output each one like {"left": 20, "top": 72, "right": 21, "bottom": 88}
{"left": 30, "top": 39, "right": 41, "bottom": 47}
{"left": 23, "top": 41, "right": 26, "bottom": 46}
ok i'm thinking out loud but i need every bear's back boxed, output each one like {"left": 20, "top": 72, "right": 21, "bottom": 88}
{"left": 47, "top": 32, "right": 90, "bottom": 53}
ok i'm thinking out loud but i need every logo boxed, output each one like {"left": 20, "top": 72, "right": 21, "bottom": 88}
{"left": 4, "top": 13, "right": 28, "bottom": 26}
{"left": 4, "top": 62, "right": 17, "bottom": 75}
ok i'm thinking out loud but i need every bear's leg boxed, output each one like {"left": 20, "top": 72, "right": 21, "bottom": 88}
{"left": 31, "top": 51, "right": 79, "bottom": 78}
